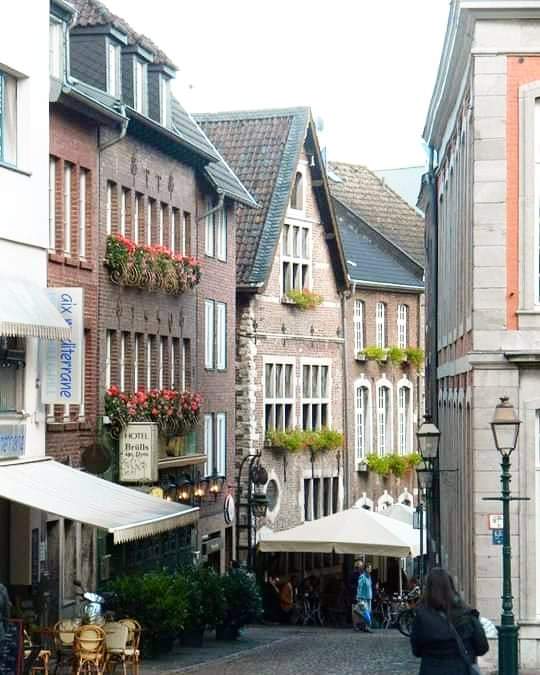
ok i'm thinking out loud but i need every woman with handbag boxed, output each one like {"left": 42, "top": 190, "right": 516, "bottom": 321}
{"left": 410, "top": 568, "right": 489, "bottom": 674}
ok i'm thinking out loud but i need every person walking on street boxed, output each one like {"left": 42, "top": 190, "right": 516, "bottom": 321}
{"left": 410, "top": 568, "right": 489, "bottom": 675}
{"left": 355, "top": 562, "right": 373, "bottom": 633}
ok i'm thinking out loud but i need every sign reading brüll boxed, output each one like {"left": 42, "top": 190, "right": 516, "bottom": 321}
{"left": 119, "top": 423, "right": 159, "bottom": 483}
{"left": 41, "top": 288, "right": 83, "bottom": 405}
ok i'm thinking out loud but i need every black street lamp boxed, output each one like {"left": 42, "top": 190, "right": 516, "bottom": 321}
{"left": 413, "top": 502, "right": 425, "bottom": 587}
{"left": 486, "top": 396, "right": 522, "bottom": 675}
{"left": 416, "top": 417, "right": 441, "bottom": 569}
{"left": 236, "top": 452, "right": 269, "bottom": 569}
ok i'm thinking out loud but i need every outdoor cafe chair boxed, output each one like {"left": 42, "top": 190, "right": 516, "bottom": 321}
{"left": 103, "top": 622, "right": 129, "bottom": 675}
{"left": 73, "top": 624, "right": 106, "bottom": 675}
{"left": 117, "top": 619, "right": 141, "bottom": 675}
{"left": 53, "top": 619, "right": 80, "bottom": 674}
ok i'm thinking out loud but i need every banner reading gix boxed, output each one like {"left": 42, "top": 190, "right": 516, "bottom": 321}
{"left": 41, "top": 287, "right": 83, "bottom": 405}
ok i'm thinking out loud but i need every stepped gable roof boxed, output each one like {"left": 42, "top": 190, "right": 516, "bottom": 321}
{"left": 70, "top": 0, "right": 176, "bottom": 68}
{"left": 334, "top": 198, "right": 423, "bottom": 291}
{"left": 196, "top": 107, "right": 346, "bottom": 288}
{"left": 328, "top": 161, "right": 424, "bottom": 266}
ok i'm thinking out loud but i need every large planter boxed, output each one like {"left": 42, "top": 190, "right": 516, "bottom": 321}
{"left": 216, "top": 623, "right": 240, "bottom": 641}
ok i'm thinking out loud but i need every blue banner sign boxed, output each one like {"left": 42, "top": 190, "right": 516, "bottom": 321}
{"left": 0, "top": 424, "right": 25, "bottom": 458}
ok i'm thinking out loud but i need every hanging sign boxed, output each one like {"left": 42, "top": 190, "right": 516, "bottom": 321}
{"left": 488, "top": 514, "right": 503, "bottom": 530}
{"left": 41, "top": 288, "right": 84, "bottom": 405}
{"left": 224, "top": 495, "right": 235, "bottom": 525}
{"left": 119, "top": 423, "right": 159, "bottom": 483}
{"left": 492, "top": 529, "right": 504, "bottom": 546}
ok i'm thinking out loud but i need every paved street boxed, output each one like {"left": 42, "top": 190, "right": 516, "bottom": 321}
{"left": 141, "top": 626, "right": 420, "bottom": 675}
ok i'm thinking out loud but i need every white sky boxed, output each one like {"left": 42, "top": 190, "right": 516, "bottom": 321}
{"left": 105, "top": 0, "right": 450, "bottom": 170}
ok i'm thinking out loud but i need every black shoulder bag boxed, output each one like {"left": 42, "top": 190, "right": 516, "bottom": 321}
{"left": 446, "top": 617, "right": 482, "bottom": 675}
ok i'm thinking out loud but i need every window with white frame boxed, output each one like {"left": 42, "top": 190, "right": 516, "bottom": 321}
{"left": 159, "top": 75, "right": 170, "bottom": 126}
{"left": 133, "top": 59, "right": 146, "bottom": 114}
{"left": 120, "top": 188, "right": 127, "bottom": 236}
{"left": 133, "top": 193, "right": 141, "bottom": 244}
{"left": 146, "top": 336, "right": 153, "bottom": 388}
{"left": 106, "top": 40, "right": 121, "bottom": 97}
{"left": 397, "top": 304, "right": 408, "bottom": 349}
{"left": 290, "top": 171, "right": 304, "bottom": 210}
{"left": 398, "top": 383, "right": 412, "bottom": 455}
{"left": 205, "top": 201, "right": 227, "bottom": 261}
{"left": 64, "top": 163, "right": 72, "bottom": 254}
{"left": 205, "top": 300, "right": 226, "bottom": 370}
{"left": 49, "top": 157, "right": 56, "bottom": 250}
{"left": 376, "top": 302, "right": 386, "bottom": 348}
{"left": 171, "top": 338, "right": 179, "bottom": 389}
{"left": 0, "top": 71, "right": 17, "bottom": 165}
{"left": 134, "top": 334, "right": 140, "bottom": 391}
{"left": 0, "top": 338, "right": 24, "bottom": 413}
{"left": 302, "top": 362, "right": 330, "bottom": 430}
{"left": 355, "top": 382, "right": 370, "bottom": 460}
{"left": 79, "top": 169, "right": 87, "bottom": 257}
{"left": 119, "top": 332, "right": 127, "bottom": 391}
{"left": 264, "top": 361, "right": 294, "bottom": 432}
{"left": 49, "top": 18, "right": 64, "bottom": 80}
{"left": 146, "top": 199, "right": 153, "bottom": 245}
{"left": 183, "top": 212, "right": 191, "bottom": 255}
{"left": 377, "top": 383, "right": 391, "bottom": 455}
{"left": 105, "top": 331, "right": 112, "bottom": 389}
{"left": 354, "top": 299, "right": 365, "bottom": 353}
{"left": 171, "top": 208, "right": 179, "bottom": 254}
{"left": 106, "top": 182, "right": 113, "bottom": 235}
{"left": 159, "top": 336, "right": 166, "bottom": 389}
{"left": 182, "top": 338, "right": 191, "bottom": 390}
{"left": 281, "top": 223, "right": 311, "bottom": 295}
{"left": 159, "top": 203, "right": 165, "bottom": 246}
{"left": 204, "top": 412, "right": 227, "bottom": 477}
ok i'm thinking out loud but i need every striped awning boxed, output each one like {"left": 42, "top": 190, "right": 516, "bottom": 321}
{"left": 0, "top": 278, "right": 71, "bottom": 340}
{"left": 0, "top": 457, "right": 199, "bottom": 543}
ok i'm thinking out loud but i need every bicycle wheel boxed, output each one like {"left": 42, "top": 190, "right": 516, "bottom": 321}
{"left": 397, "top": 609, "right": 415, "bottom": 637}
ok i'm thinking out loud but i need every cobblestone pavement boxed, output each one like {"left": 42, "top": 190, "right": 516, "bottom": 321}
{"left": 141, "top": 625, "right": 420, "bottom": 675}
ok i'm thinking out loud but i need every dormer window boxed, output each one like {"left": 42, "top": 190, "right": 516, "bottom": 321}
{"left": 106, "top": 40, "right": 121, "bottom": 97}
{"left": 159, "top": 75, "right": 170, "bottom": 127}
{"left": 290, "top": 171, "right": 304, "bottom": 210}
{"left": 49, "top": 18, "right": 64, "bottom": 80}
{"left": 133, "top": 59, "right": 146, "bottom": 114}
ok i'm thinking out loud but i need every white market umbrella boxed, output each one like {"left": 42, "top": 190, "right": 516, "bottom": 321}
{"left": 383, "top": 503, "right": 426, "bottom": 556}
{"left": 258, "top": 505, "right": 418, "bottom": 557}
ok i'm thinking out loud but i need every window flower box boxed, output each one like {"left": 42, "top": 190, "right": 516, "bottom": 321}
{"left": 284, "top": 289, "right": 323, "bottom": 310}
{"left": 355, "top": 351, "right": 367, "bottom": 363}
{"left": 104, "top": 234, "right": 202, "bottom": 295}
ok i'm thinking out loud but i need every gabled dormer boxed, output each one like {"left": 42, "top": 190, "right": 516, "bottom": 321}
{"left": 121, "top": 43, "right": 153, "bottom": 115}
{"left": 148, "top": 64, "right": 174, "bottom": 129}
{"left": 70, "top": 23, "right": 128, "bottom": 97}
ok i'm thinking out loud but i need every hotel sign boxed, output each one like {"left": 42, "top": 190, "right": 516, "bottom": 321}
{"left": 119, "top": 423, "right": 159, "bottom": 483}
{"left": 41, "top": 288, "right": 84, "bottom": 405}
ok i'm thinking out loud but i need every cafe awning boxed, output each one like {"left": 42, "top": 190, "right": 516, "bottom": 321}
{"left": 0, "top": 457, "right": 198, "bottom": 543}
{"left": 0, "top": 278, "right": 71, "bottom": 340}
{"left": 259, "top": 505, "right": 419, "bottom": 557}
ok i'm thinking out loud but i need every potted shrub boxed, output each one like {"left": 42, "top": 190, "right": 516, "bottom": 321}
{"left": 387, "top": 346, "right": 406, "bottom": 366}
{"left": 364, "top": 346, "right": 387, "bottom": 363}
{"left": 306, "top": 428, "right": 344, "bottom": 455}
{"left": 180, "top": 567, "right": 226, "bottom": 647}
{"left": 217, "top": 568, "right": 263, "bottom": 640}
{"left": 285, "top": 288, "right": 323, "bottom": 310}
{"left": 404, "top": 347, "right": 424, "bottom": 369}
{"left": 265, "top": 429, "right": 306, "bottom": 453}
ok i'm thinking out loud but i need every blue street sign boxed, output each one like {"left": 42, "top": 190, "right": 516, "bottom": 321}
{"left": 492, "top": 529, "right": 504, "bottom": 545}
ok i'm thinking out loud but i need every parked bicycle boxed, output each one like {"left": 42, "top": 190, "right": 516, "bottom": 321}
{"left": 396, "top": 586, "right": 422, "bottom": 637}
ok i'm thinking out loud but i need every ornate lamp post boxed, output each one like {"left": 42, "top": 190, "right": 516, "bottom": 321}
{"left": 413, "top": 502, "right": 425, "bottom": 587}
{"left": 486, "top": 397, "right": 522, "bottom": 675}
{"left": 416, "top": 417, "right": 441, "bottom": 568}
{"left": 236, "top": 452, "right": 269, "bottom": 569}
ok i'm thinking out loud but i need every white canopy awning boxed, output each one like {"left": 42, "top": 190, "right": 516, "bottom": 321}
{"left": 383, "top": 503, "right": 427, "bottom": 555}
{"left": 0, "top": 457, "right": 198, "bottom": 543}
{"left": 259, "top": 505, "right": 420, "bottom": 557}
{"left": 0, "top": 278, "right": 71, "bottom": 340}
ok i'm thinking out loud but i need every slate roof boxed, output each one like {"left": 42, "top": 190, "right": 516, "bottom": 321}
{"left": 334, "top": 198, "right": 423, "bottom": 290}
{"left": 328, "top": 162, "right": 425, "bottom": 266}
{"left": 194, "top": 108, "right": 312, "bottom": 286}
{"left": 70, "top": 0, "right": 176, "bottom": 68}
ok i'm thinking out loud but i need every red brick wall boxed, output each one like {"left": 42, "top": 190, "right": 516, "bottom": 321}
{"left": 47, "top": 105, "right": 100, "bottom": 465}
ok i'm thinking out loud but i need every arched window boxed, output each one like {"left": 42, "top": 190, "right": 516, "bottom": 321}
{"left": 354, "top": 299, "right": 365, "bottom": 353}
{"left": 376, "top": 380, "right": 392, "bottom": 455}
{"left": 290, "top": 171, "right": 304, "bottom": 210}
{"left": 355, "top": 380, "right": 371, "bottom": 461}
{"left": 355, "top": 493, "right": 373, "bottom": 511}
{"left": 377, "top": 490, "right": 394, "bottom": 512}
{"left": 376, "top": 302, "right": 386, "bottom": 348}
{"left": 397, "top": 304, "right": 409, "bottom": 348}
{"left": 397, "top": 379, "right": 413, "bottom": 455}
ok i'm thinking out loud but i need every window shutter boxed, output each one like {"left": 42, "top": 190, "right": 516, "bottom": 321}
{"left": 216, "top": 302, "right": 226, "bottom": 370}
{"left": 216, "top": 413, "right": 226, "bottom": 475}
{"left": 204, "top": 414, "right": 214, "bottom": 476}
{"left": 205, "top": 300, "right": 215, "bottom": 369}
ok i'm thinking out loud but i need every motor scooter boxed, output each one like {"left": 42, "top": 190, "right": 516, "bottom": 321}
{"left": 74, "top": 580, "right": 117, "bottom": 624}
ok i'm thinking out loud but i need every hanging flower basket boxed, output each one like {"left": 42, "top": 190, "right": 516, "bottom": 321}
{"left": 104, "top": 235, "right": 202, "bottom": 295}
{"left": 104, "top": 385, "right": 203, "bottom": 439}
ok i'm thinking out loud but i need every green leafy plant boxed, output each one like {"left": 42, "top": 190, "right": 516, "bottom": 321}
{"left": 388, "top": 454, "right": 408, "bottom": 478}
{"left": 220, "top": 568, "right": 263, "bottom": 629}
{"left": 364, "top": 346, "right": 387, "bottom": 362}
{"left": 405, "top": 347, "right": 425, "bottom": 369}
{"left": 182, "top": 566, "right": 226, "bottom": 631}
{"left": 366, "top": 452, "right": 422, "bottom": 478}
{"left": 306, "top": 428, "right": 344, "bottom": 454}
{"left": 366, "top": 453, "right": 392, "bottom": 477}
{"left": 285, "top": 288, "right": 323, "bottom": 310}
{"left": 387, "top": 346, "right": 406, "bottom": 366}
{"left": 406, "top": 452, "right": 422, "bottom": 469}
{"left": 265, "top": 429, "right": 306, "bottom": 453}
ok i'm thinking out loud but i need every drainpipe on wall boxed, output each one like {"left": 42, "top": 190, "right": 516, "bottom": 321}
{"left": 341, "top": 282, "right": 354, "bottom": 508}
